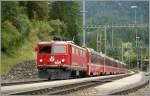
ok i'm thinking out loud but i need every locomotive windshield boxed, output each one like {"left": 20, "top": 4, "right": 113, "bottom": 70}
{"left": 39, "top": 46, "right": 51, "bottom": 54}
{"left": 53, "top": 45, "right": 66, "bottom": 54}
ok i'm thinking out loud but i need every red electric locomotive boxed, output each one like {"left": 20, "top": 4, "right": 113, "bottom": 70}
{"left": 35, "top": 41, "right": 89, "bottom": 79}
{"left": 35, "top": 41, "right": 128, "bottom": 79}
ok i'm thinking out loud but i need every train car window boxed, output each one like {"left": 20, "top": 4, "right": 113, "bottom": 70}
{"left": 76, "top": 48, "right": 78, "bottom": 55}
{"left": 81, "top": 50, "right": 83, "bottom": 56}
{"left": 74, "top": 47, "right": 76, "bottom": 54}
{"left": 72, "top": 47, "right": 74, "bottom": 54}
{"left": 91, "top": 53, "right": 94, "bottom": 63}
{"left": 98, "top": 56, "right": 100, "bottom": 64}
{"left": 100, "top": 57, "right": 104, "bottom": 65}
{"left": 80, "top": 50, "right": 82, "bottom": 56}
{"left": 105, "top": 59, "right": 108, "bottom": 66}
{"left": 108, "top": 60, "right": 112, "bottom": 66}
{"left": 75, "top": 47, "right": 76, "bottom": 54}
{"left": 83, "top": 51, "right": 85, "bottom": 57}
{"left": 112, "top": 61, "right": 114, "bottom": 67}
{"left": 96, "top": 55, "right": 99, "bottom": 64}
{"left": 53, "top": 45, "right": 66, "bottom": 54}
{"left": 105, "top": 58, "right": 112, "bottom": 66}
{"left": 114, "top": 62, "right": 118, "bottom": 67}
{"left": 39, "top": 46, "right": 51, "bottom": 54}
{"left": 78, "top": 49, "right": 80, "bottom": 56}
{"left": 79, "top": 49, "right": 81, "bottom": 56}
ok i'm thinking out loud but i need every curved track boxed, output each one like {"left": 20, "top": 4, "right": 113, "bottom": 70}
{"left": 1, "top": 72, "right": 134, "bottom": 95}
{"left": 111, "top": 72, "right": 149, "bottom": 96}
{"left": 2, "top": 78, "right": 48, "bottom": 86}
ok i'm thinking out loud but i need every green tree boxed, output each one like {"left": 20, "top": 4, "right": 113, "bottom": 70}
{"left": 1, "top": 1, "right": 19, "bottom": 23}
{"left": 1, "top": 20, "right": 21, "bottom": 53}
{"left": 49, "top": 1, "right": 82, "bottom": 44}
{"left": 1, "top": 1, "right": 31, "bottom": 53}
{"left": 49, "top": 19, "right": 68, "bottom": 37}
{"left": 30, "top": 20, "right": 53, "bottom": 40}
{"left": 27, "top": 1, "right": 48, "bottom": 20}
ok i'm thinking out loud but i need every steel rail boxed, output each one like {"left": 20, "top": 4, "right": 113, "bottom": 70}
{"left": 110, "top": 72, "right": 149, "bottom": 95}
{"left": 1, "top": 71, "right": 134, "bottom": 95}
{"left": 1, "top": 78, "right": 48, "bottom": 86}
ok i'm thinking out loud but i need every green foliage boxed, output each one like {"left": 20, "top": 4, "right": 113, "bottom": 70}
{"left": 49, "top": 1, "right": 82, "bottom": 44}
{"left": 49, "top": 19, "right": 68, "bottom": 37}
{"left": 86, "top": 1, "right": 148, "bottom": 24}
{"left": 1, "top": 1, "right": 19, "bottom": 23}
{"left": 15, "top": 14, "right": 31, "bottom": 40}
{"left": 27, "top": 1, "right": 48, "bottom": 20}
{"left": 30, "top": 20, "right": 53, "bottom": 40}
{"left": 1, "top": 2, "right": 32, "bottom": 54}
{"left": 1, "top": 1, "right": 82, "bottom": 75}
{"left": 88, "top": 14, "right": 130, "bottom": 25}
{"left": 86, "top": 32, "right": 97, "bottom": 50}
{"left": 1, "top": 20, "right": 21, "bottom": 53}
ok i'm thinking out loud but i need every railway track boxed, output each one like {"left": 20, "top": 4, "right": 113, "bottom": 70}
{"left": 46, "top": 73, "right": 133, "bottom": 95}
{"left": 1, "top": 72, "right": 134, "bottom": 95}
{"left": 67, "top": 72, "right": 149, "bottom": 96}
{"left": 1, "top": 78, "right": 48, "bottom": 86}
{"left": 112, "top": 82, "right": 149, "bottom": 96}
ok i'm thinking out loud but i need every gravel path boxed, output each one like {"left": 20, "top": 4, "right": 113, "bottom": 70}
{"left": 122, "top": 84, "right": 149, "bottom": 96}
{"left": 67, "top": 83, "right": 149, "bottom": 96}
{"left": 2, "top": 60, "right": 38, "bottom": 81}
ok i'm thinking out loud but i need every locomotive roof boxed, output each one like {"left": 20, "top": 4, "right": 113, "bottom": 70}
{"left": 87, "top": 48, "right": 125, "bottom": 64}
{"left": 38, "top": 41, "right": 86, "bottom": 50}
{"left": 38, "top": 41, "right": 68, "bottom": 45}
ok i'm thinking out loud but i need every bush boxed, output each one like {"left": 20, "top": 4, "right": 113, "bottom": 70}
{"left": 1, "top": 1, "right": 19, "bottom": 23}
{"left": 15, "top": 14, "right": 31, "bottom": 45}
{"left": 1, "top": 20, "right": 21, "bottom": 53}
{"left": 31, "top": 20, "right": 53, "bottom": 40}
{"left": 49, "top": 19, "right": 68, "bottom": 37}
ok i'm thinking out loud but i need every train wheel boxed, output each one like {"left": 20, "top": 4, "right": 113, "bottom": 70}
{"left": 71, "top": 70, "right": 83, "bottom": 78}
{"left": 48, "top": 76, "right": 52, "bottom": 80}
{"left": 100, "top": 72, "right": 103, "bottom": 76}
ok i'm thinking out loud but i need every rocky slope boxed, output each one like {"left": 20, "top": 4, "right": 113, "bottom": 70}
{"left": 2, "top": 60, "right": 38, "bottom": 80}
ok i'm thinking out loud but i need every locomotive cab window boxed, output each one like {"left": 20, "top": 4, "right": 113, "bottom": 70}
{"left": 39, "top": 46, "right": 51, "bottom": 54}
{"left": 53, "top": 45, "right": 66, "bottom": 54}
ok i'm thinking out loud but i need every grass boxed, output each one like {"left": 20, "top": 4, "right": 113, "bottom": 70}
{"left": 1, "top": 36, "right": 40, "bottom": 75}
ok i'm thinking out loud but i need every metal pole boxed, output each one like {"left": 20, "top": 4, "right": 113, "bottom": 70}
{"left": 104, "top": 26, "right": 107, "bottom": 73}
{"left": 122, "top": 43, "right": 123, "bottom": 62}
{"left": 134, "top": 7, "right": 139, "bottom": 70}
{"left": 121, "top": 43, "right": 123, "bottom": 70}
{"left": 149, "top": 0, "right": 150, "bottom": 92}
{"left": 140, "top": 54, "right": 142, "bottom": 71}
{"left": 100, "top": 32, "right": 101, "bottom": 52}
{"left": 82, "top": 0, "right": 86, "bottom": 46}
{"left": 134, "top": 8, "right": 137, "bottom": 24}
{"left": 140, "top": 41, "right": 143, "bottom": 71}
{"left": 112, "top": 26, "right": 114, "bottom": 48}
{"left": 96, "top": 31, "right": 98, "bottom": 52}
{"left": 136, "top": 29, "right": 138, "bottom": 47}
{"left": 97, "top": 29, "right": 102, "bottom": 52}
{"left": 136, "top": 30, "right": 139, "bottom": 70}
{"left": 129, "top": 56, "right": 131, "bottom": 69}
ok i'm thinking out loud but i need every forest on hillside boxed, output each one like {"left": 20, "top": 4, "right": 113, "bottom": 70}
{"left": 1, "top": 1, "right": 82, "bottom": 75}
{"left": 84, "top": 1, "right": 149, "bottom": 65}
{"left": 1, "top": 1, "right": 82, "bottom": 54}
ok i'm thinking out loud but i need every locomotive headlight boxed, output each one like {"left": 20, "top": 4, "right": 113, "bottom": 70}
{"left": 62, "top": 59, "right": 65, "bottom": 63}
{"left": 40, "top": 59, "right": 43, "bottom": 62}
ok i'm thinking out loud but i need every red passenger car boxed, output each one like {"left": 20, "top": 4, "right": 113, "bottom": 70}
{"left": 35, "top": 41, "right": 128, "bottom": 79}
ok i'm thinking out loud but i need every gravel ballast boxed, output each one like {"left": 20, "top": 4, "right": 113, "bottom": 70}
{"left": 2, "top": 60, "right": 38, "bottom": 81}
